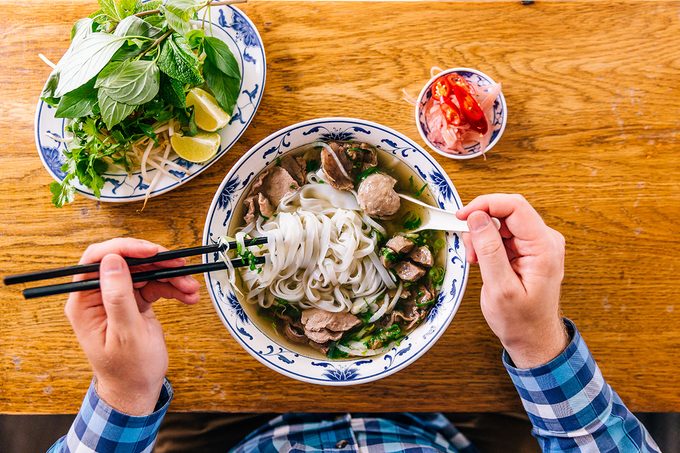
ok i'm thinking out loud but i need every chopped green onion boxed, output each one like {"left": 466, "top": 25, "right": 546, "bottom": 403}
{"left": 355, "top": 166, "right": 380, "bottom": 183}
{"left": 402, "top": 211, "right": 422, "bottom": 230}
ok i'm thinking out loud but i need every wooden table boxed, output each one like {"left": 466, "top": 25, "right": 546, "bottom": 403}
{"left": 1, "top": 0, "right": 679, "bottom": 414}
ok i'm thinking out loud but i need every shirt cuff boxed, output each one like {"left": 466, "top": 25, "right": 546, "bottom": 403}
{"left": 63, "top": 378, "right": 173, "bottom": 452}
{"left": 503, "top": 318, "right": 613, "bottom": 435}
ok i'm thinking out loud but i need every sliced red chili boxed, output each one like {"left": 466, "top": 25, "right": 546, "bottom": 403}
{"left": 446, "top": 74, "right": 488, "bottom": 134}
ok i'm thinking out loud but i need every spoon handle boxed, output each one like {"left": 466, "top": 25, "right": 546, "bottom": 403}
{"left": 398, "top": 193, "right": 501, "bottom": 233}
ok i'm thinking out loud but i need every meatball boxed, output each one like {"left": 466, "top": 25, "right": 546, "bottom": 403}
{"left": 357, "top": 173, "right": 400, "bottom": 218}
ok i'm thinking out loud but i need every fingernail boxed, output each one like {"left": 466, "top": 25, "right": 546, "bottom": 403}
{"left": 101, "top": 255, "right": 123, "bottom": 274}
{"left": 184, "top": 276, "right": 198, "bottom": 286}
{"left": 468, "top": 211, "right": 490, "bottom": 232}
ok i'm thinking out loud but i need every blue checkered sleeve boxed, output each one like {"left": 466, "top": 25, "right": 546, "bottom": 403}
{"left": 46, "top": 378, "right": 173, "bottom": 453}
{"left": 504, "top": 318, "right": 660, "bottom": 452}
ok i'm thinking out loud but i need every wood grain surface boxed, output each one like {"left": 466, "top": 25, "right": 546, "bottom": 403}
{"left": 1, "top": 0, "right": 679, "bottom": 414}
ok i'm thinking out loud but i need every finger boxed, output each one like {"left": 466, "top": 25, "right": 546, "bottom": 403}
{"left": 137, "top": 281, "right": 200, "bottom": 310}
{"left": 99, "top": 254, "right": 141, "bottom": 330}
{"left": 456, "top": 194, "right": 546, "bottom": 241}
{"left": 461, "top": 233, "right": 477, "bottom": 264}
{"left": 467, "top": 211, "right": 518, "bottom": 286}
{"left": 76, "top": 238, "right": 160, "bottom": 282}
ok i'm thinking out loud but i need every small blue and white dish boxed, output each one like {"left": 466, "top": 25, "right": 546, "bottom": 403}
{"left": 35, "top": 5, "right": 266, "bottom": 202}
{"left": 416, "top": 67, "right": 507, "bottom": 160}
{"left": 202, "top": 117, "right": 469, "bottom": 385}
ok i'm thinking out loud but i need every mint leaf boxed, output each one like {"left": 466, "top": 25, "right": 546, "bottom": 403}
{"left": 114, "top": 15, "right": 163, "bottom": 38}
{"left": 157, "top": 34, "right": 203, "bottom": 85}
{"left": 55, "top": 79, "right": 98, "bottom": 118}
{"left": 98, "top": 89, "right": 135, "bottom": 128}
{"left": 161, "top": 0, "right": 201, "bottom": 35}
{"left": 96, "top": 59, "right": 159, "bottom": 105}
{"left": 203, "top": 36, "right": 240, "bottom": 80}
{"left": 160, "top": 73, "right": 186, "bottom": 108}
{"left": 54, "top": 32, "right": 126, "bottom": 96}
{"left": 204, "top": 59, "right": 239, "bottom": 114}
{"left": 98, "top": 0, "right": 139, "bottom": 22}
{"left": 185, "top": 29, "right": 205, "bottom": 48}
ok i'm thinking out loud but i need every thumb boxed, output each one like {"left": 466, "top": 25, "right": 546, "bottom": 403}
{"left": 468, "top": 211, "right": 516, "bottom": 286}
{"left": 99, "top": 254, "right": 140, "bottom": 330}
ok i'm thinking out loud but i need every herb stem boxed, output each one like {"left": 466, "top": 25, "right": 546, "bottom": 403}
{"left": 135, "top": 0, "right": 248, "bottom": 18}
{"left": 137, "top": 30, "right": 172, "bottom": 59}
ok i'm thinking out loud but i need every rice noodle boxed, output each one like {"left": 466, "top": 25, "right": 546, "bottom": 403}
{"left": 232, "top": 183, "right": 393, "bottom": 315}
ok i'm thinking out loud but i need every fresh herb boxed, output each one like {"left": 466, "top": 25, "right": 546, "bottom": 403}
{"left": 355, "top": 165, "right": 379, "bottom": 183}
{"left": 360, "top": 310, "right": 374, "bottom": 325}
{"left": 408, "top": 175, "right": 428, "bottom": 198}
{"left": 365, "top": 324, "right": 403, "bottom": 349}
{"left": 306, "top": 159, "right": 320, "bottom": 173}
{"left": 41, "top": 0, "right": 242, "bottom": 207}
{"left": 416, "top": 298, "right": 435, "bottom": 308}
{"left": 428, "top": 266, "right": 445, "bottom": 288}
{"left": 380, "top": 247, "right": 398, "bottom": 264}
{"left": 402, "top": 211, "right": 422, "bottom": 230}
{"left": 327, "top": 342, "right": 349, "bottom": 359}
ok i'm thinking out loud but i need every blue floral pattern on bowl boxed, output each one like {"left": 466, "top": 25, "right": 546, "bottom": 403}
{"left": 203, "top": 118, "right": 469, "bottom": 385}
{"left": 416, "top": 67, "right": 507, "bottom": 160}
{"left": 35, "top": 6, "right": 266, "bottom": 203}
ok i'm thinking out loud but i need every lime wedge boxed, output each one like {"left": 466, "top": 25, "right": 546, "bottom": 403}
{"left": 170, "top": 132, "right": 221, "bottom": 163}
{"left": 186, "top": 87, "right": 230, "bottom": 132}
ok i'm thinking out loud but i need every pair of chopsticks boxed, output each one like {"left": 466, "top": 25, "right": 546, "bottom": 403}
{"left": 3, "top": 238, "right": 267, "bottom": 299}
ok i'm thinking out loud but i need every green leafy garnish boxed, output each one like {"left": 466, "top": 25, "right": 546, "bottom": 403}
{"left": 402, "top": 211, "right": 422, "bottom": 230}
{"left": 380, "top": 247, "right": 398, "bottom": 264}
{"left": 355, "top": 165, "right": 380, "bottom": 183}
{"left": 41, "top": 0, "right": 243, "bottom": 207}
{"left": 428, "top": 266, "right": 445, "bottom": 288}
{"left": 306, "top": 159, "right": 320, "bottom": 173}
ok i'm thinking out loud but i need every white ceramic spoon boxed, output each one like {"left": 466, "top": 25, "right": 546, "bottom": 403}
{"left": 398, "top": 193, "right": 501, "bottom": 233}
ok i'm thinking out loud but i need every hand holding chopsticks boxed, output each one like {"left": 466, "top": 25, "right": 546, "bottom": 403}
{"left": 4, "top": 237, "right": 267, "bottom": 299}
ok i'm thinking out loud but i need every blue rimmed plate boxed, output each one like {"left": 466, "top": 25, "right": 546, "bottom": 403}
{"left": 202, "top": 117, "right": 469, "bottom": 385}
{"left": 35, "top": 5, "right": 266, "bottom": 202}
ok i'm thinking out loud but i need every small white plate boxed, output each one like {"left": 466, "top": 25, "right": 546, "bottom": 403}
{"left": 416, "top": 67, "right": 507, "bottom": 160}
{"left": 35, "top": 5, "right": 266, "bottom": 202}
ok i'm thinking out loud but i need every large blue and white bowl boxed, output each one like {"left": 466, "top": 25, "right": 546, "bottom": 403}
{"left": 35, "top": 5, "right": 265, "bottom": 202}
{"left": 203, "top": 118, "right": 469, "bottom": 385}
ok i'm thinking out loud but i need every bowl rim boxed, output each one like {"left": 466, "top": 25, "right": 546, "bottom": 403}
{"left": 415, "top": 67, "right": 507, "bottom": 160}
{"left": 202, "top": 116, "right": 469, "bottom": 385}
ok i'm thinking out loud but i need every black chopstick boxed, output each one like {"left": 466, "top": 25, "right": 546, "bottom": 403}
{"left": 22, "top": 256, "right": 265, "bottom": 299}
{"left": 4, "top": 237, "right": 268, "bottom": 286}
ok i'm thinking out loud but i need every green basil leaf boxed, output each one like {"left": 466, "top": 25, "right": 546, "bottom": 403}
{"left": 98, "top": 0, "right": 139, "bottom": 22}
{"left": 98, "top": 90, "right": 136, "bottom": 129}
{"left": 96, "top": 59, "right": 159, "bottom": 105}
{"left": 114, "top": 15, "right": 163, "bottom": 38}
{"left": 157, "top": 34, "right": 203, "bottom": 85}
{"left": 135, "top": 0, "right": 162, "bottom": 13}
{"left": 161, "top": 0, "right": 201, "bottom": 35}
{"left": 203, "top": 36, "right": 240, "bottom": 80}
{"left": 185, "top": 29, "right": 205, "bottom": 48}
{"left": 54, "top": 33, "right": 126, "bottom": 97}
{"left": 55, "top": 79, "right": 98, "bottom": 118}
{"left": 160, "top": 73, "right": 186, "bottom": 108}
{"left": 204, "top": 59, "right": 239, "bottom": 115}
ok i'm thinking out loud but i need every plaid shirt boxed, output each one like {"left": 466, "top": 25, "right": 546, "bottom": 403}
{"left": 48, "top": 319, "right": 659, "bottom": 452}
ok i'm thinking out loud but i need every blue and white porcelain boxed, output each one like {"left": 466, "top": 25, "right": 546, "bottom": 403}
{"left": 416, "top": 67, "right": 507, "bottom": 160}
{"left": 203, "top": 118, "right": 469, "bottom": 385}
{"left": 34, "top": 6, "right": 266, "bottom": 202}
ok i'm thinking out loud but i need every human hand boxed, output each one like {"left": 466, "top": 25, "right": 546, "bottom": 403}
{"left": 456, "top": 194, "right": 569, "bottom": 368}
{"left": 64, "top": 238, "right": 201, "bottom": 415}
